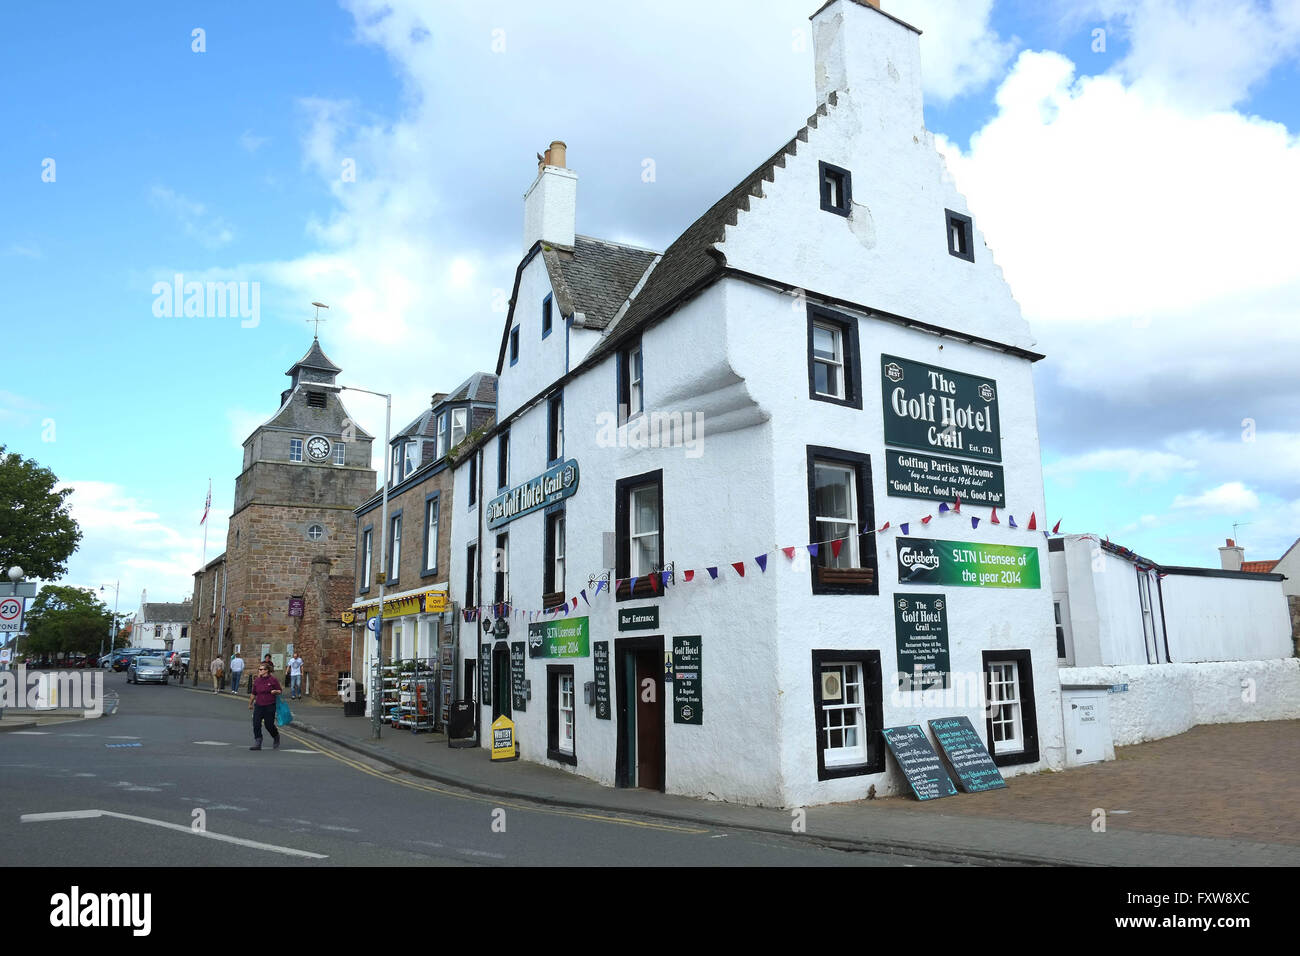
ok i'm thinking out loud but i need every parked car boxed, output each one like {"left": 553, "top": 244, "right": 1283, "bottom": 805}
{"left": 111, "top": 648, "right": 145, "bottom": 672}
{"left": 127, "top": 654, "right": 170, "bottom": 685}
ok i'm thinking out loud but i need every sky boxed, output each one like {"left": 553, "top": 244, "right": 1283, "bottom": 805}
{"left": 2, "top": 0, "right": 1298, "bottom": 613}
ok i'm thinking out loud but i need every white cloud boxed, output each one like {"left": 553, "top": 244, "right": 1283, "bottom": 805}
{"left": 1172, "top": 480, "right": 1261, "bottom": 512}
{"left": 240, "top": 129, "right": 269, "bottom": 152}
{"left": 890, "top": 0, "right": 1018, "bottom": 101}
{"left": 1044, "top": 447, "right": 1198, "bottom": 484}
{"left": 149, "top": 186, "right": 235, "bottom": 248}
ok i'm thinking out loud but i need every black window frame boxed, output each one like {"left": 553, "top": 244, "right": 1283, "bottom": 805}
{"left": 807, "top": 305, "right": 863, "bottom": 409}
{"left": 617, "top": 337, "right": 644, "bottom": 425}
{"left": 946, "top": 208, "right": 975, "bottom": 262}
{"left": 981, "top": 649, "right": 1040, "bottom": 767}
{"left": 543, "top": 507, "right": 566, "bottom": 608}
{"left": 421, "top": 491, "right": 440, "bottom": 578}
{"left": 465, "top": 542, "right": 478, "bottom": 610}
{"left": 547, "top": 391, "right": 564, "bottom": 466}
{"left": 615, "top": 469, "right": 663, "bottom": 602}
{"left": 542, "top": 293, "right": 553, "bottom": 339}
{"left": 818, "top": 160, "right": 852, "bottom": 217}
{"left": 509, "top": 326, "right": 520, "bottom": 366}
{"left": 467, "top": 451, "right": 478, "bottom": 507}
{"left": 497, "top": 431, "right": 509, "bottom": 491}
{"left": 359, "top": 524, "right": 374, "bottom": 594}
{"left": 805, "top": 445, "right": 878, "bottom": 596}
{"left": 387, "top": 510, "right": 403, "bottom": 586}
{"left": 547, "top": 663, "right": 577, "bottom": 765}
{"left": 810, "top": 649, "right": 884, "bottom": 781}
{"left": 494, "top": 531, "right": 509, "bottom": 605}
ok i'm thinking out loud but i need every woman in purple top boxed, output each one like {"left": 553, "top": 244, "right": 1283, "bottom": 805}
{"left": 247, "top": 661, "right": 283, "bottom": 750}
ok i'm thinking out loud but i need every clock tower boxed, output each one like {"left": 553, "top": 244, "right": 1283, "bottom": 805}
{"left": 191, "top": 337, "right": 377, "bottom": 699}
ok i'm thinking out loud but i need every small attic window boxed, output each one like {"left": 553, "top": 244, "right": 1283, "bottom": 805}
{"left": 542, "top": 294, "right": 553, "bottom": 339}
{"left": 819, "top": 161, "right": 852, "bottom": 217}
{"left": 307, "top": 391, "right": 327, "bottom": 408}
{"left": 509, "top": 327, "right": 520, "bottom": 366}
{"left": 946, "top": 209, "right": 975, "bottom": 262}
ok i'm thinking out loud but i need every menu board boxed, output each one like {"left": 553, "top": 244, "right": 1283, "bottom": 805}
{"left": 479, "top": 643, "right": 491, "bottom": 708}
{"left": 928, "top": 716, "right": 1006, "bottom": 793}
{"left": 672, "top": 636, "right": 702, "bottom": 725}
{"left": 510, "top": 641, "right": 527, "bottom": 712}
{"left": 894, "top": 593, "right": 951, "bottom": 690}
{"left": 593, "top": 641, "right": 611, "bottom": 720}
{"left": 881, "top": 725, "right": 957, "bottom": 801}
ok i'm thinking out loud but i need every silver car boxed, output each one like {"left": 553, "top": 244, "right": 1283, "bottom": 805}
{"left": 127, "top": 655, "right": 170, "bottom": 685}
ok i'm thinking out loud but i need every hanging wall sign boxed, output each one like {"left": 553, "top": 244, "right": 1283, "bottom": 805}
{"left": 881, "top": 355, "right": 1001, "bottom": 462}
{"left": 510, "top": 641, "right": 527, "bottom": 713}
{"left": 486, "top": 459, "right": 580, "bottom": 529}
{"left": 881, "top": 725, "right": 957, "bottom": 801}
{"left": 287, "top": 596, "right": 305, "bottom": 617}
{"left": 928, "top": 716, "right": 1006, "bottom": 793}
{"left": 527, "top": 617, "right": 590, "bottom": 658}
{"left": 618, "top": 606, "right": 659, "bottom": 631}
{"left": 594, "top": 641, "right": 611, "bottom": 720}
{"left": 885, "top": 450, "right": 1006, "bottom": 507}
{"left": 893, "top": 593, "right": 951, "bottom": 690}
{"left": 897, "top": 538, "right": 1041, "bottom": 589}
{"left": 672, "top": 636, "right": 702, "bottom": 724}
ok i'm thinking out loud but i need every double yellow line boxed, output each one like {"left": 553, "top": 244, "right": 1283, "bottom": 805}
{"left": 281, "top": 729, "right": 707, "bottom": 834}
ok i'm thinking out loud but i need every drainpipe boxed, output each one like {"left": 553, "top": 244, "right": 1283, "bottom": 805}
{"left": 1156, "top": 572, "right": 1172, "bottom": 663}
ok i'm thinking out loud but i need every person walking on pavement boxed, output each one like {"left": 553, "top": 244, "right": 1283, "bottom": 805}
{"left": 209, "top": 654, "right": 224, "bottom": 693}
{"left": 229, "top": 653, "right": 245, "bottom": 695}
{"left": 288, "top": 651, "right": 304, "bottom": 700}
{"left": 247, "top": 661, "right": 283, "bottom": 751}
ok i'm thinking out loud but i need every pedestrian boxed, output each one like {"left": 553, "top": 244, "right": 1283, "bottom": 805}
{"left": 288, "top": 651, "right": 304, "bottom": 700}
{"left": 229, "top": 653, "right": 245, "bottom": 694}
{"left": 247, "top": 660, "right": 282, "bottom": 751}
{"left": 209, "top": 654, "right": 224, "bottom": 693}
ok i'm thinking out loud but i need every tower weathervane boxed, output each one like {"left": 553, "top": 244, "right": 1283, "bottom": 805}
{"left": 308, "top": 301, "right": 329, "bottom": 338}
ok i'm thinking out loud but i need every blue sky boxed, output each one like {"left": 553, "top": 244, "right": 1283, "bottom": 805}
{"left": 3, "top": 0, "right": 1298, "bottom": 608}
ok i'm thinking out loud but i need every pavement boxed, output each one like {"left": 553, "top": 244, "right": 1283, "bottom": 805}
{"left": 182, "top": 682, "right": 1300, "bottom": 866}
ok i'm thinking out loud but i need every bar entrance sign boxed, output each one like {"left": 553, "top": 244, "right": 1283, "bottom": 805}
{"left": 928, "top": 716, "right": 1006, "bottom": 793}
{"left": 881, "top": 725, "right": 957, "bottom": 801}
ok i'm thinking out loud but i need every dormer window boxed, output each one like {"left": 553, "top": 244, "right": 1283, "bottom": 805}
{"left": 404, "top": 440, "right": 420, "bottom": 476}
{"left": 307, "top": 391, "right": 326, "bottom": 408}
{"left": 946, "top": 209, "right": 974, "bottom": 262}
{"left": 542, "top": 294, "right": 553, "bottom": 339}
{"left": 436, "top": 413, "right": 449, "bottom": 459}
{"left": 819, "top": 161, "right": 852, "bottom": 217}
{"left": 450, "top": 407, "right": 467, "bottom": 450}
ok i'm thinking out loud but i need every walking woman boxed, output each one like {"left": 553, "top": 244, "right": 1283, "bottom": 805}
{"left": 247, "top": 660, "right": 283, "bottom": 751}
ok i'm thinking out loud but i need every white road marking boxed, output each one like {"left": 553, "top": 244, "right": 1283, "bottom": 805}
{"left": 7, "top": 731, "right": 49, "bottom": 735}
{"left": 281, "top": 749, "right": 317, "bottom": 754}
{"left": 106, "top": 735, "right": 140, "bottom": 740}
{"left": 456, "top": 847, "right": 506, "bottom": 860}
{"left": 20, "top": 809, "right": 328, "bottom": 859}
{"left": 193, "top": 741, "right": 231, "bottom": 746}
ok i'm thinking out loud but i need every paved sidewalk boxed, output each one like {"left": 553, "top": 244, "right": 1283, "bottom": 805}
{"left": 241, "top": 690, "right": 1299, "bottom": 867}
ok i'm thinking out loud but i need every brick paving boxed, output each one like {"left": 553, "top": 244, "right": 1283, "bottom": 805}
{"left": 897, "top": 720, "right": 1300, "bottom": 846}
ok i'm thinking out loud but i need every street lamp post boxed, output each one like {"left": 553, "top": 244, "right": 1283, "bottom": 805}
{"left": 340, "top": 383, "right": 391, "bottom": 740}
{"left": 4, "top": 566, "right": 23, "bottom": 670}
{"left": 100, "top": 581, "right": 121, "bottom": 662}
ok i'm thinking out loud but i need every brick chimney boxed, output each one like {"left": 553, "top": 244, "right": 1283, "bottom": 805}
{"left": 811, "top": 0, "right": 924, "bottom": 130}
{"left": 523, "top": 140, "right": 576, "bottom": 252}
{"left": 1219, "top": 538, "right": 1244, "bottom": 571}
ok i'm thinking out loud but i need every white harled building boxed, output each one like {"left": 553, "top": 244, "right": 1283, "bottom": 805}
{"left": 449, "top": 0, "right": 1065, "bottom": 806}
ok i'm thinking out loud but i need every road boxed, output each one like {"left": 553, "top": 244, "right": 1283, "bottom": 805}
{"left": 1, "top": 670, "right": 948, "bottom": 866}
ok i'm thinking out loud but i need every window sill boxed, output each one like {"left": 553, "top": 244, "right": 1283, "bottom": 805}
{"left": 542, "top": 591, "right": 565, "bottom": 611}
{"left": 808, "top": 391, "right": 862, "bottom": 410}
{"left": 812, "top": 567, "right": 876, "bottom": 595}
{"left": 420, "top": 569, "right": 438, "bottom": 579}
{"left": 816, "top": 757, "right": 880, "bottom": 781}
{"left": 548, "top": 748, "right": 577, "bottom": 766}
{"left": 615, "top": 578, "right": 660, "bottom": 602}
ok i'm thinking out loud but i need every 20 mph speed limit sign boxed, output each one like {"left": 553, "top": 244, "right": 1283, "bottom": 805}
{"left": 0, "top": 598, "right": 23, "bottom": 632}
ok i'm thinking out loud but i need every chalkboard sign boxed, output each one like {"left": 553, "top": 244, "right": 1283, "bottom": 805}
{"left": 928, "top": 716, "right": 1006, "bottom": 793}
{"left": 672, "top": 636, "right": 702, "bottom": 725}
{"left": 510, "top": 641, "right": 527, "bottom": 712}
{"left": 593, "top": 641, "right": 611, "bottom": 720}
{"left": 881, "top": 725, "right": 957, "bottom": 801}
{"left": 479, "top": 643, "right": 491, "bottom": 708}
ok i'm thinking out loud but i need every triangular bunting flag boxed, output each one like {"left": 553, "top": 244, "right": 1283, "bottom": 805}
{"left": 808, "top": 544, "right": 819, "bottom": 557}
{"left": 1028, "top": 512, "right": 1037, "bottom": 531}
{"left": 782, "top": 547, "right": 796, "bottom": 560}
{"left": 990, "top": 507, "right": 1000, "bottom": 525}
{"left": 572, "top": 596, "right": 578, "bottom": 609}
{"left": 732, "top": 561, "right": 745, "bottom": 577}
{"left": 630, "top": 576, "right": 639, "bottom": 594}
{"left": 684, "top": 570, "right": 695, "bottom": 582}
{"left": 954, "top": 496, "right": 961, "bottom": 513}
{"left": 580, "top": 589, "right": 589, "bottom": 606}
{"left": 648, "top": 573, "right": 659, "bottom": 594}
{"left": 594, "top": 579, "right": 606, "bottom": 597}
{"left": 756, "top": 554, "right": 768, "bottom": 573}
{"left": 707, "top": 567, "right": 718, "bottom": 580}
{"left": 1052, "top": 519, "right": 1061, "bottom": 534}
{"left": 900, "top": 523, "right": 909, "bottom": 535}
{"left": 662, "top": 571, "right": 671, "bottom": 589}
{"left": 877, "top": 522, "right": 890, "bottom": 534}
{"left": 971, "top": 516, "right": 980, "bottom": 529}
{"left": 938, "top": 503, "right": 950, "bottom": 514}
{"left": 922, "top": 515, "right": 932, "bottom": 524}
{"left": 831, "top": 539, "right": 843, "bottom": 559}
{"left": 1008, "top": 515, "right": 1018, "bottom": 529}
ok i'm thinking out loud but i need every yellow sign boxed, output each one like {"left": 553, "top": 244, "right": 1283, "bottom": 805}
{"left": 424, "top": 592, "right": 448, "bottom": 614}
{"left": 351, "top": 590, "right": 447, "bottom": 621}
{"left": 340, "top": 610, "right": 355, "bottom": 625}
{"left": 490, "top": 715, "right": 518, "bottom": 761}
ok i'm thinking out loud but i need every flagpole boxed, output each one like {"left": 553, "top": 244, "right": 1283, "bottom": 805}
{"left": 200, "top": 478, "right": 211, "bottom": 570}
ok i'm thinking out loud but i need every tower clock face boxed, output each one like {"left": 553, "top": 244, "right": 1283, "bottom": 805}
{"left": 306, "top": 435, "right": 331, "bottom": 461}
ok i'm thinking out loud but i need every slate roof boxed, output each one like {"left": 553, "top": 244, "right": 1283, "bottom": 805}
{"left": 285, "top": 338, "right": 342, "bottom": 376}
{"left": 541, "top": 237, "right": 658, "bottom": 331}
{"left": 141, "top": 602, "right": 191, "bottom": 622}
{"left": 394, "top": 372, "right": 497, "bottom": 440}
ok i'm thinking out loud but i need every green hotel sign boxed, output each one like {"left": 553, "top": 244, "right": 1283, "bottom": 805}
{"left": 881, "top": 355, "right": 1001, "bottom": 462}
{"left": 487, "top": 459, "right": 579, "bottom": 530}
{"left": 527, "top": 616, "right": 590, "bottom": 659}
{"left": 897, "top": 538, "right": 1041, "bottom": 589}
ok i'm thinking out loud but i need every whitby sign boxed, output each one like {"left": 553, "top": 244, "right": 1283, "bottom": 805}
{"left": 881, "top": 355, "right": 1001, "bottom": 462}
{"left": 486, "top": 459, "right": 579, "bottom": 529}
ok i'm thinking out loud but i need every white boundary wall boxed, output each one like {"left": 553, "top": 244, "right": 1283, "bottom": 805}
{"left": 1061, "top": 660, "right": 1300, "bottom": 746}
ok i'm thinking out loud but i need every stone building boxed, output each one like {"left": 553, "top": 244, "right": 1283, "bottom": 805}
{"left": 191, "top": 338, "right": 376, "bottom": 699}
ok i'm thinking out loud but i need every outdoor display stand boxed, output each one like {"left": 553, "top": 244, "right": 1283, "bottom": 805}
{"left": 394, "top": 658, "right": 438, "bottom": 733}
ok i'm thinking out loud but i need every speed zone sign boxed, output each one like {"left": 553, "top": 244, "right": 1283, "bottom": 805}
{"left": 0, "top": 597, "right": 23, "bottom": 632}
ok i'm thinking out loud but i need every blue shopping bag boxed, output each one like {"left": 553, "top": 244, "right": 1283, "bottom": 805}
{"left": 276, "top": 696, "right": 293, "bottom": 727}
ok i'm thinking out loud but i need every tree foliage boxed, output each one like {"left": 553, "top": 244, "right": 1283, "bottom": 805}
{"left": 22, "top": 586, "right": 114, "bottom": 656}
{"left": 0, "top": 445, "right": 82, "bottom": 580}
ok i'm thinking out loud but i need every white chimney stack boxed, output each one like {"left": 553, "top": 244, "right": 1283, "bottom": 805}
{"left": 1219, "top": 538, "right": 1244, "bottom": 572}
{"left": 523, "top": 140, "right": 577, "bottom": 252}
{"left": 811, "top": 0, "right": 924, "bottom": 131}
